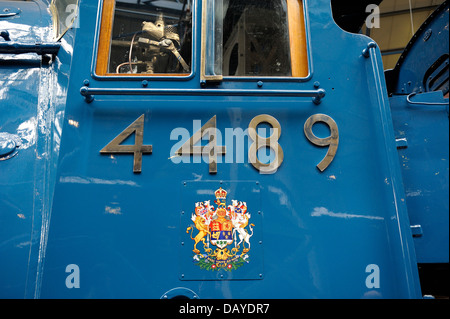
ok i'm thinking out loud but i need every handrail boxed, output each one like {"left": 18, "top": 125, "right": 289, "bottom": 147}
{"left": 407, "top": 92, "right": 449, "bottom": 106}
{"left": 80, "top": 86, "right": 326, "bottom": 104}
{"left": 0, "top": 42, "right": 61, "bottom": 55}
{"left": 0, "top": 12, "right": 18, "bottom": 18}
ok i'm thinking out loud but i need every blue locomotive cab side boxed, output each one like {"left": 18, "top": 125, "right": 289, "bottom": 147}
{"left": 1, "top": 0, "right": 446, "bottom": 299}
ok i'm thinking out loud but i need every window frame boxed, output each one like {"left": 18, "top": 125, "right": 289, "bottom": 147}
{"left": 92, "top": 0, "right": 197, "bottom": 80}
{"left": 202, "top": 0, "right": 312, "bottom": 82}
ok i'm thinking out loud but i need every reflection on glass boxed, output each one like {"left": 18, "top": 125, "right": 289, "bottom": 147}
{"left": 221, "top": 0, "right": 292, "bottom": 76}
{"left": 51, "top": 0, "right": 79, "bottom": 39}
{"left": 108, "top": 0, "right": 192, "bottom": 74}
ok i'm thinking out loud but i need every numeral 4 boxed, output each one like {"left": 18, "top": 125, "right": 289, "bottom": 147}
{"left": 175, "top": 115, "right": 226, "bottom": 174}
{"left": 100, "top": 114, "right": 153, "bottom": 173}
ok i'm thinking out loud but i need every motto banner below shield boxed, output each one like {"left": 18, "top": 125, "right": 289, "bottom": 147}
{"left": 180, "top": 181, "right": 263, "bottom": 281}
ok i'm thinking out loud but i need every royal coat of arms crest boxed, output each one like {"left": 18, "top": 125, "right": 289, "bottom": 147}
{"left": 186, "top": 187, "right": 255, "bottom": 271}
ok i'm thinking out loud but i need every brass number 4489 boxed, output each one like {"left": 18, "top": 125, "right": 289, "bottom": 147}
{"left": 100, "top": 114, "right": 153, "bottom": 173}
{"left": 100, "top": 114, "right": 339, "bottom": 174}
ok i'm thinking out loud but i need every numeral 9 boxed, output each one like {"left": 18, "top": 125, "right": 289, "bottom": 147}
{"left": 304, "top": 114, "right": 339, "bottom": 172}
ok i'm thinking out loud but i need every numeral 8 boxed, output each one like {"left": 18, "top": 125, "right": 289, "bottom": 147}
{"left": 248, "top": 114, "right": 284, "bottom": 174}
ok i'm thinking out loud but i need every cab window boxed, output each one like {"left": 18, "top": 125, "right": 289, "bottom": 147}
{"left": 204, "top": 0, "right": 308, "bottom": 79}
{"left": 96, "top": 0, "right": 192, "bottom": 76}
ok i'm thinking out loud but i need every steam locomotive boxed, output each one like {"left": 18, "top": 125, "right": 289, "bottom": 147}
{"left": 0, "top": 0, "right": 448, "bottom": 299}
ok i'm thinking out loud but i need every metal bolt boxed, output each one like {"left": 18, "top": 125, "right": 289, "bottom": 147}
{"left": 80, "top": 86, "right": 94, "bottom": 103}
{"left": 423, "top": 29, "right": 432, "bottom": 41}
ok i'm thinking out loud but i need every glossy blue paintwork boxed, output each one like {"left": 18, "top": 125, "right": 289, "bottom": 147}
{"left": 386, "top": 2, "right": 449, "bottom": 265}
{"left": 0, "top": 0, "right": 429, "bottom": 299}
{"left": 390, "top": 92, "right": 449, "bottom": 264}
{"left": 0, "top": 0, "right": 74, "bottom": 298}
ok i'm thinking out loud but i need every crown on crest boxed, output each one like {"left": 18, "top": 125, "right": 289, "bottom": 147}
{"left": 215, "top": 187, "right": 227, "bottom": 201}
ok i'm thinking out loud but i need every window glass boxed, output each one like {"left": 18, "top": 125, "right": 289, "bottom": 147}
{"left": 97, "top": 0, "right": 192, "bottom": 75}
{"left": 50, "top": 0, "right": 79, "bottom": 39}
{"left": 222, "top": 0, "right": 291, "bottom": 76}
{"left": 204, "top": 0, "right": 308, "bottom": 79}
